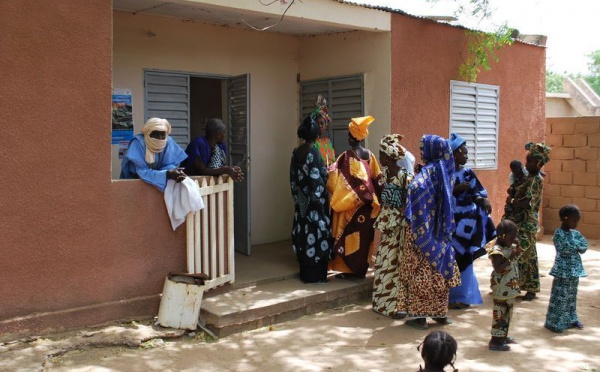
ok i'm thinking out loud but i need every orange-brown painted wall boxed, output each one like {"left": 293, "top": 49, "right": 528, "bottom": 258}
{"left": 390, "top": 14, "right": 546, "bottom": 223}
{"left": 0, "top": 0, "right": 187, "bottom": 340}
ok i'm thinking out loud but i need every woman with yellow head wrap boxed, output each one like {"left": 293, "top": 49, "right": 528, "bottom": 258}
{"left": 371, "top": 134, "right": 414, "bottom": 319}
{"left": 327, "top": 116, "right": 382, "bottom": 278}
{"left": 502, "top": 141, "right": 551, "bottom": 301}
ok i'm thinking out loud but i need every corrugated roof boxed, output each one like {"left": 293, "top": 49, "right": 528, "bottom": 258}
{"left": 332, "top": 0, "right": 545, "bottom": 48}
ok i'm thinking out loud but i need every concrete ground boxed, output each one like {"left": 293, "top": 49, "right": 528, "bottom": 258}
{"left": 2, "top": 236, "right": 599, "bottom": 372}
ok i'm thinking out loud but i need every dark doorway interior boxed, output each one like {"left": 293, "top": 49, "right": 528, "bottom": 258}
{"left": 190, "top": 77, "right": 225, "bottom": 141}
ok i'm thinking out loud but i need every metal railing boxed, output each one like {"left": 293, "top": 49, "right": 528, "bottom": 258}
{"left": 186, "top": 176, "right": 235, "bottom": 289}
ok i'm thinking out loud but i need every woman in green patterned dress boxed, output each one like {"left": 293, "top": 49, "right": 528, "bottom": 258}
{"left": 502, "top": 142, "right": 550, "bottom": 301}
{"left": 372, "top": 134, "right": 414, "bottom": 319}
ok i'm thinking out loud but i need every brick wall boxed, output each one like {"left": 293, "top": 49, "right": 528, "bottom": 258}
{"left": 543, "top": 117, "right": 600, "bottom": 238}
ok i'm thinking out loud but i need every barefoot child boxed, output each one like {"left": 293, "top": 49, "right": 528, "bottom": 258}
{"left": 418, "top": 331, "right": 458, "bottom": 372}
{"left": 488, "top": 220, "right": 521, "bottom": 351}
{"left": 544, "top": 205, "right": 588, "bottom": 333}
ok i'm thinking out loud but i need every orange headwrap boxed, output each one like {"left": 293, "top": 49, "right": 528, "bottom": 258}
{"left": 348, "top": 116, "right": 374, "bottom": 141}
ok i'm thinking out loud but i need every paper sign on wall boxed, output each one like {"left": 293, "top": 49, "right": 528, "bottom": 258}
{"left": 111, "top": 88, "right": 134, "bottom": 144}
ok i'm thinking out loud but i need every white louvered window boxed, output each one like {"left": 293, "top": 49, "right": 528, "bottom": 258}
{"left": 449, "top": 80, "right": 500, "bottom": 169}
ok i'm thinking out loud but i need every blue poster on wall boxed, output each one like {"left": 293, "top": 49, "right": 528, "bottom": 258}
{"left": 111, "top": 88, "right": 134, "bottom": 144}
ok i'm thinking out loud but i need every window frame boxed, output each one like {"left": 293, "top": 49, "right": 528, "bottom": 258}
{"left": 449, "top": 80, "right": 500, "bottom": 170}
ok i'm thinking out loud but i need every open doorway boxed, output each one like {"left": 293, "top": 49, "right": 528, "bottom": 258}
{"left": 143, "top": 70, "right": 251, "bottom": 256}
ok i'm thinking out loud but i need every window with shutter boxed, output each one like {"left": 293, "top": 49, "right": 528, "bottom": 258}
{"left": 449, "top": 80, "right": 500, "bottom": 169}
{"left": 300, "top": 75, "right": 364, "bottom": 154}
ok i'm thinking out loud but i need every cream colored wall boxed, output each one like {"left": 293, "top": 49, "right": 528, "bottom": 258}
{"left": 546, "top": 96, "right": 579, "bottom": 117}
{"left": 112, "top": 11, "right": 300, "bottom": 244}
{"left": 298, "top": 31, "right": 392, "bottom": 153}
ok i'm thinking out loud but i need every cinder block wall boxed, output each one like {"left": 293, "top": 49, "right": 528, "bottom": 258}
{"left": 543, "top": 117, "right": 600, "bottom": 238}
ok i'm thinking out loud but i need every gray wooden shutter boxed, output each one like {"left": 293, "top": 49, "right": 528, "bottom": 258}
{"left": 450, "top": 80, "right": 499, "bottom": 169}
{"left": 300, "top": 75, "right": 364, "bottom": 154}
{"left": 144, "top": 71, "right": 190, "bottom": 148}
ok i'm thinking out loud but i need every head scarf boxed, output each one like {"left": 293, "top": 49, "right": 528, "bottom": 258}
{"left": 348, "top": 116, "right": 374, "bottom": 141}
{"left": 379, "top": 134, "right": 406, "bottom": 160}
{"left": 404, "top": 134, "right": 456, "bottom": 279}
{"left": 311, "top": 95, "right": 331, "bottom": 123}
{"left": 397, "top": 150, "right": 416, "bottom": 176}
{"left": 525, "top": 141, "right": 551, "bottom": 166}
{"left": 141, "top": 118, "right": 171, "bottom": 164}
{"left": 448, "top": 133, "right": 466, "bottom": 152}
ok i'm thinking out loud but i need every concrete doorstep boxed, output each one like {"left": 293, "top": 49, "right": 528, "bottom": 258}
{"left": 201, "top": 275, "right": 373, "bottom": 338}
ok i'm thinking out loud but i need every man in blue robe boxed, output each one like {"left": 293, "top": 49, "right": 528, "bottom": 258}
{"left": 121, "top": 117, "right": 188, "bottom": 192}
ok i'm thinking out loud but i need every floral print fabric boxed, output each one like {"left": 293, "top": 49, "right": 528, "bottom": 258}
{"left": 290, "top": 146, "right": 332, "bottom": 271}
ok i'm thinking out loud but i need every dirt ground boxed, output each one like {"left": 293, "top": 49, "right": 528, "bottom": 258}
{"left": 2, "top": 236, "right": 599, "bottom": 372}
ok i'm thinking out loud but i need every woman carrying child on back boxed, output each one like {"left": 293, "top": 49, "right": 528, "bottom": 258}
{"left": 488, "top": 220, "right": 521, "bottom": 351}
{"left": 544, "top": 205, "right": 588, "bottom": 333}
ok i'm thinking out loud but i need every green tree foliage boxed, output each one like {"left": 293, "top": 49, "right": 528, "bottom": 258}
{"left": 583, "top": 50, "right": 600, "bottom": 95}
{"left": 546, "top": 70, "right": 565, "bottom": 93}
{"left": 458, "top": 26, "right": 513, "bottom": 82}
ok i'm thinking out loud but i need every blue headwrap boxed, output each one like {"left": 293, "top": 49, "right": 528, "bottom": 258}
{"left": 448, "top": 133, "right": 466, "bottom": 152}
{"left": 404, "top": 135, "right": 456, "bottom": 279}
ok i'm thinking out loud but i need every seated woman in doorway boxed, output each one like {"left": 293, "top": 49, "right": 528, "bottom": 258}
{"left": 183, "top": 118, "right": 244, "bottom": 181}
{"left": 290, "top": 115, "right": 332, "bottom": 283}
{"left": 120, "top": 117, "right": 188, "bottom": 192}
{"left": 327, "top": 116, "right": 382, "bottom": 279}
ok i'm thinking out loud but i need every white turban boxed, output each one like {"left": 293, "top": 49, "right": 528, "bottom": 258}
{"left": 141, "top": 118, "right": 171, "bottom": 164}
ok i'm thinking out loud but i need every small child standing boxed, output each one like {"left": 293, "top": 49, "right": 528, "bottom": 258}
{"left": 418, "top": 331, "right": 458, "bottom": 372}
{"left": 488, "top": 220, "right": 521, "bottom": 351}
{"left": 544, "top": 205, "right": 588, "bottom": 333}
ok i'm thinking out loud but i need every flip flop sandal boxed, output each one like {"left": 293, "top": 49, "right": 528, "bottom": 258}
{"left": 522, "top": 292, "right": 536, "bottom": 301}
{"left": 432, "top": 317, "right": 453, "bottom": 325}
{"left": 405, "top": 319, "right": 428, "bottom": 330}
{"left": 505, "top": 337, "right": 517, "bottom": 344}
{"left": 571, "top": 321, "right": 584, "bottom": 329}
{"left": 449, "top": 302, "right": 470, "bottom": 310}
{"left": 489, "top": 343, "right": 511, "bottom": 351}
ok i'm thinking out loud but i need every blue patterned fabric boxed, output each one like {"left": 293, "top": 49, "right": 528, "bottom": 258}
{"left": 120, "top": 134, "right": 187, "bottom": 192}
{"left": 405, "top": 135, "right": 456, "bottom": 279}
{"left": 550, "top": 228, "right": 587, "bottom": 278}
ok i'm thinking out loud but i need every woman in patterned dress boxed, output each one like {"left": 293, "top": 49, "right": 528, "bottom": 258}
{"left": 312, "top": 95, "right": 336, "bottom": 167}
{"left": 447, "top": 133, "right": 496, "bottom": 309}
{"left": 502, "top": 142, "right": 551, "bottom": 301}
{"left": 403, "top": 135, "right": 461, "bottom": 330}
{"left": 290, "top": 115, "right": 332, "bottom": 283}
{"left": 372, "top": 134, "right": 415, "bottom": 319}
{"left": 327, "top": 116, "right": 382, "bottom": 278}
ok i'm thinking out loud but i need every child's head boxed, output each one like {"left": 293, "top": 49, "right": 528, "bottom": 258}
{"left": 497, "top": 220, "right": 519, "bottom": 246}
{"left": 420, "top": 331, "right": 458, "bottom": 371}
{"left": 559, "top": 205, "right": 581, "bottom": 230}
{"left": 509, "top": 160, "right": 525, "bottom": 178}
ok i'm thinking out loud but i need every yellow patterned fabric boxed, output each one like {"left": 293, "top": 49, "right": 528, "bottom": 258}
{"left": 327, "top": 150, "right": 382, "bottom": 276}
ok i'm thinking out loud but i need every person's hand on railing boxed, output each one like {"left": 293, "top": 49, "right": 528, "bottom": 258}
{"left": 167, "top": 168, "right": 187, "bottom": 183}
{"left": 227, "top": 166, "right": 244, "bottom": 182}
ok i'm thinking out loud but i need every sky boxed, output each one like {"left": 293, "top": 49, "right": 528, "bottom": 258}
{"left": 353, "top": 0, "right": 600, "bottom": 75}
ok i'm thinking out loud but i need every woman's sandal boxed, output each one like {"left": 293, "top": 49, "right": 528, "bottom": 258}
{"left": 522, "top": 292, "right": 536, "bottom": 301}
{"left": 449, "top": 302, "right": 470, "bottom": 310}
{"left": 489, "top": 343, "right": 511, "bottom": 351}
{"left": 505, "top": 337, "right": 517, "bottom": 344}
{"left": 391, "top": 311, "right": 408, "bottom": 320}
{"left": 571, "top": 321, "right": 584, "bottom": 329}
{"left": 405, "top": 319, "right": 428, "bottom": 330}
{"left": 432, "top": 317, "right": 453, "bottom": 325}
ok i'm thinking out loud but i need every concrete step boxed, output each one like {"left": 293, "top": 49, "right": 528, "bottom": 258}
{"left": 200, "top": 276, "right": 373, "bottom": 338}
